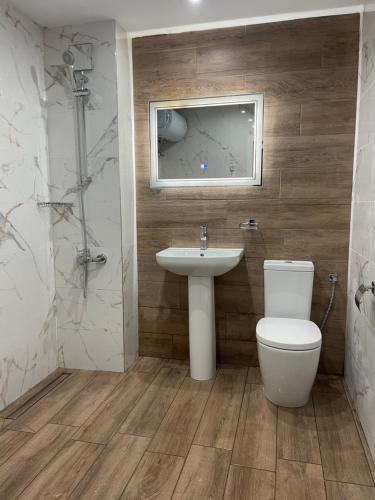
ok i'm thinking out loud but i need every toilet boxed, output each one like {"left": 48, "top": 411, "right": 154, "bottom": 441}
{"left": 256, "top": 260, "right": 322, "bottom": 407}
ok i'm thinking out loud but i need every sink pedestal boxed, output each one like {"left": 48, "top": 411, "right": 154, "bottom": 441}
{"left": 188, "top": 276, "right": 216, "bottom": 380}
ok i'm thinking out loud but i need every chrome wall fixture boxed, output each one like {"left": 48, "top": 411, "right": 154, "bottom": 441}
{"left": 200, "top": 225, "right": 208, "bottom": 251}
{"left": 355, "top": 281, "right": 375, "bottom": 310}
{"left": 239, "top": 218, "right": 258, "bottom": 230}
{"left": 63, "top": 43, "right": 107, "bottom": 298}
{"left": 37, "top": 202, "right": 73, "bottom": 209}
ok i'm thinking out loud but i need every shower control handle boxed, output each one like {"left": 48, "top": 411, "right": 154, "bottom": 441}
{"left": 91, "top": 253, "right": 107, "bottom": 264}
{"left": 77, "top": 249, "right": 107, "bottom": 265}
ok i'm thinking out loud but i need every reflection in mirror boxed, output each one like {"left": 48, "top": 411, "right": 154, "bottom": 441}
{"left": 150, "top": 94, "right": 263, "bottom": 188}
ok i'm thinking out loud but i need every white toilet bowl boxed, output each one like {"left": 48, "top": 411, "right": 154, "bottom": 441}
{"left": 256, "top": 317, "right": 321, "bottom": 407}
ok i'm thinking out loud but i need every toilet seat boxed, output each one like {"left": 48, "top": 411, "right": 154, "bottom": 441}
{"left": 256, "top": 317, "right": 321, "bottom": 351}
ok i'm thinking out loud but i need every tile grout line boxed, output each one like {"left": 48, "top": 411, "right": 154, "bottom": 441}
{"left": 220, "top": 366, "right": 250, "bottom": 500}
{"left": 169, "top": 368, "right": 218, "bottom": 499}
{"left": 119, "top": 361, "right": 191, "bottom": 498}
{"left": 274, "top": 404, "right": 279, "bottom": 500}
{"left": 63, "top": 361, "right": 168, "bottom": 498}
{"left": 67, "top": 361, "right": 169, "bottom": 499}
{"left": 13, "top": 432, "right": 100, "bottom": 500}
{"left": 342, "top": 380, "right": 375, "bottom": 485}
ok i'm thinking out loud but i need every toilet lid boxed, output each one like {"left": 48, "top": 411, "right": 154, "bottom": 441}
{"left": 256, "top": 317, "right": 322, "bottom": 351}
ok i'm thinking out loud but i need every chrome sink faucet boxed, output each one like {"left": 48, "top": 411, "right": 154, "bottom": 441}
{"left": 200, "top": 225, "right": 208, "bottom": 250}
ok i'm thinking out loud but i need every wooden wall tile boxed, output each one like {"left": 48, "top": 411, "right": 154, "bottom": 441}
{"left": 281, "top": 166, "right": 353, "bottom": 199}
{"left": 301, "top": 100, "right": 357, "bottom": 136}
{"left": 217, "top": 340, "right": 258, "bottom": 366}
{"left": 263, "top": 134, "right": 354, "bottom": 170}
{"left": 139, "top": 307, "right": 188, "bottom": 335}
{"left": 225, "top": 313, "right": 260, "bottom": 341}
{"left": 245, "top": 67, "right": 357, "bottom": 104}
{"left": 133, "top": 14, "right": 358, "bottom": 373}
{"left": 139, "top": 333, "right": 174, "bottom": 358}
{"left": 133, "top": 48, "right": 196, "bottom": 79}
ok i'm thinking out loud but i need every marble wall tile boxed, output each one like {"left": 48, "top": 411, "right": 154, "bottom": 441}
{"left": 0, "top": 1, "right": 57, "bottom": 410}
{"left": 58, "top": 327, "right": 124, "bottom": 371}
{"left": 116, "top": 24, "right": 138, "bottom": 369}
{"left": 346, "top": 4, "right": 375, "bottom": 461}
{"left": 45, "top": 20, "right": 137, "bottom": 372}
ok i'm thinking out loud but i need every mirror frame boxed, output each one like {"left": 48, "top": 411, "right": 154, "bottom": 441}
{"left": 149, "top": 94, "right": 264, "bottom": 189}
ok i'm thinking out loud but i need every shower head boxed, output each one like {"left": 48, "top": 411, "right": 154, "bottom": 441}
{"left": 62, "top": 49, "right": 75, "bottom": 66}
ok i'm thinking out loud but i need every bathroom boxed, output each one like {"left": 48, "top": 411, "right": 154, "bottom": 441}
{"left": 0, "top": 0, "right": 374, "bottom": 497}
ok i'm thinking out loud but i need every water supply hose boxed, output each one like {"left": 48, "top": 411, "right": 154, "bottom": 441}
{"left": 320, "top": 272, "right": 338, "bottom": 331}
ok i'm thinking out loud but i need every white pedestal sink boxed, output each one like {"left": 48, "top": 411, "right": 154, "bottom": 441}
{"left": 156, "top": 247, "right": 244, "bottom": 380}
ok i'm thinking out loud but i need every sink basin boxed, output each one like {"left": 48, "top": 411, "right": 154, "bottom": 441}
{"left": 156, "top": 247, "right": 244, "bottom": 277}
{"left": 156, "top": 246, "right": 244, "bottom": 381}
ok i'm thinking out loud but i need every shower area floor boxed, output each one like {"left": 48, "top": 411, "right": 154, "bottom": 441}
{"left": 0, "top": 358, "right": 374, "bottom": 499}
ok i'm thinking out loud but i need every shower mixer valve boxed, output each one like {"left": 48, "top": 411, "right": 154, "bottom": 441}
{"left": 77, "top": 249, "right": 107, "bottom": 265}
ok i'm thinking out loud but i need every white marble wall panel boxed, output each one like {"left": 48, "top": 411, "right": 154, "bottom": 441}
{"left": 116, "top": 24, "right": 138, "bottom": 369}
{"left": 346, "top": 5, "right": 375, "bottom": 461}
{"left": 44, "top": 20, "right": 137, "bottom": 371}
{"left": 0, "top": 1, "right": 57, "bottom": 410}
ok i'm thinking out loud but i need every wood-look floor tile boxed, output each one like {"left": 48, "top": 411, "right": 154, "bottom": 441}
{"left": 313, "top": 375, "right": 344, "bottom": 394}
{"left": 0, "top": 430, "right": 32, "bottom": 466}
{"left": 193, "top": 367, "right": 246, "bottom": 450}
{"left": 149, "top": 377, "right": 214, "bottom": 457}
{"left": 0, "top": 418, "right": 12, "bottom": 430}
{"left": 277, "top": 398, "right": 321, "bottom": 464}
{"left": 70, "top": 434, "right": 150, "bottom": 500}
{"left": 0, "top": 423, "right": 76, "bottom": 499}
{"left": 52, "top": 372, "right": 123, "bottom": 427}
{"left": 232, "top": 383, "right": 277, "bottom": 471}
{"left": 119, "top": 365, "right": 188, "bottom": 438}
{"left": 173, "top": 445, "right": 231, "bottom": 499}
{"left": 131, "top": 356, "right": 165, "bottom": 375}
{"left": 276, "top": 459, "right": 326, "bottom": 500}
{"left": 121, "top": 451, "right": 184, "bottom": 499}
{"left": 9, "top": 371, "right": 94, "bottom": 433}
{"left": 18, "top": 440, "right": 102, "bottom": 499}
{"left": 74, "top": 371, "right": 155, "bottom": 444}
{"left": 325, "top": 480, "right": 375, "bottom": 499}
{"left": 223, "top": 465, "right": 275, "bottom": 500}
{"left": 247, "top": 366, "right": 262, "bottom": 385}
{"left": 313, "top": 391, "right": 373, "bottom": 485}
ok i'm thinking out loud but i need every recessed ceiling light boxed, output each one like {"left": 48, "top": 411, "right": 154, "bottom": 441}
{"left": 240, "top": 109, "right": 246, "bottom": 114}
{"left": 190, "top": 0, "right": 201, "bottom": 3}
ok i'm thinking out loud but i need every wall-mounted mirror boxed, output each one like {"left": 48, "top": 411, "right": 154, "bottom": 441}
{"left": 149, "top": 94, "right": 263, "bottom": 188}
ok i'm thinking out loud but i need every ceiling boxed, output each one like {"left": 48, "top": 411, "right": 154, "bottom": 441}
{"left": 11, "top": 0, "right": 361, "bottom": 34}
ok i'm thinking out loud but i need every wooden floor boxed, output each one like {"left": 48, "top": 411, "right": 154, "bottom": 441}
{"left": 0, "top": 358, "right": 375, "bottom": 500}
